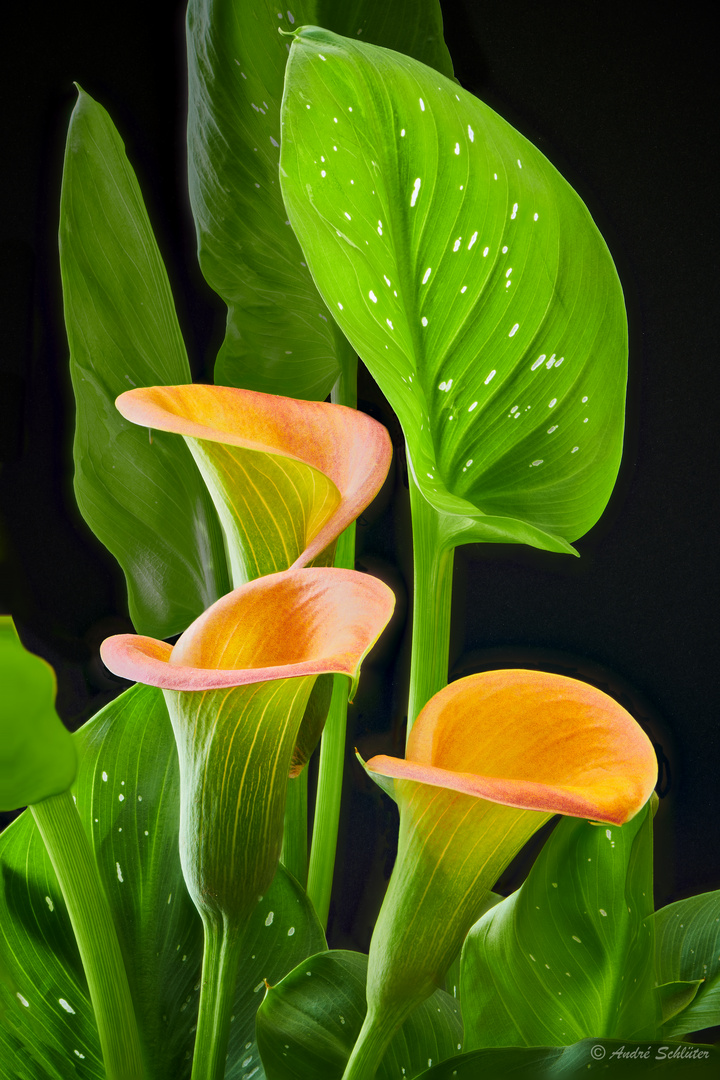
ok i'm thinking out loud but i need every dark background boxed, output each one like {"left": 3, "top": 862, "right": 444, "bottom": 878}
{"left": 1, "top": 0, "right": 718, "bottom": 951}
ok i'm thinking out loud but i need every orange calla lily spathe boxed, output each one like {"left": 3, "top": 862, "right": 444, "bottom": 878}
{"left": 367, "top": 669, "right": 657, "bottom": 826}
{"left": 115, "top": 384, "right": 392, "bottom": 584}
{"left": 102, "top": 566, "right": 394, "bottom": 1080}
{"left": 342, "top": 670, "right": 658, "bottom": 1080}
{"left": 101, "top": 567, "right": 395, "bottom": 923}
{"left": 100, "top": 565, "right": 395, "bottom": 920}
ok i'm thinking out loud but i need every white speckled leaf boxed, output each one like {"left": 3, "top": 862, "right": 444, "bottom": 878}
{"left": 186, "top": 0, "right": 454, "bottom": 399}
{"left": 256, "top": 949, "right": 462, "bottom": 1079}
{"left": 280, "top": 28, "right": 628, "bottom": 549}
{"left": 460, "top": 803, "right": 659, "bottom": 1049}
{"left": 0, "top": 685, "right": 325, "bottom": 1079}
{"left": 653, "top": 890, "right": 720, "bottom": 1038}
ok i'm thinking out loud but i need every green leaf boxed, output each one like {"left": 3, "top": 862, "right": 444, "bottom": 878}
{"left": 60, "top": 87, "right": 229, "bottom": 638}
{"left": 460, "top": 803, "right": 659, "bottom": 1048}
{"left": 0, "top": 683, "right": 325, "bottom": 1079}
{"left": 256, "top": 949, "right": 462, "bottom": 1079}
{"left": 186, "top": 0, "right": 454, "bottom": 399}
{"left": 0, "top": 617, "right": 77, "bottom": 810}
{"left": 655, "top": 981, "right": 703, "bottom": 1026}
{"left": 411, "top": 1040, "right": 720, "bottom": 1079}
{"left": 280, "top": 28, "right": 627, "bottom": 550}
{"left": 652, "top": 891, "right": 720, "bottom": 1038}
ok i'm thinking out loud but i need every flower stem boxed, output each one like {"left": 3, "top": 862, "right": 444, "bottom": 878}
{"left": 30, "top": 788, "right": 145, "bottom": 1080}
{"left": 306, "top": 662, "right": 352, "bottom": 926}
{"left": 306, "top": 356, "right": 358, "bottom": 927}
{"left": 406, "top": 466, "right": 455, "bottom": 741}
{"left": 341, "top": 1004, "right": 409, "bottom": 1080}
{"left": 281, "top": 768, "right": 308, "bottom": 886}
{"left": 191, "top": 915, "right": 244, "bottom": 1080}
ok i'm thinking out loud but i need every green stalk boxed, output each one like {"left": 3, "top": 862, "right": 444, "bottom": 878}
{"left": 30, "top": 788, "right": 145, "bottom": 1080}
{"left": 406, "top": 465, "right": 455, "bottom": 741}
{"left": 306, "top": 652, "right": 353, "bottom": 925}
{"left": 191, "top": 915, "right": 244, "bottom": 1080}
{"left": 281, "top": 768, "right": 308, "bottom": 886}
{"left": 341, "top": 1003, "right": 412, "bottom": 1080}
{"left": 306, "top": 355, "right": 358, "bottom": 927}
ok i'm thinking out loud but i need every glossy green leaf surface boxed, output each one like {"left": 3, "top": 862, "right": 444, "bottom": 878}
{"left": 653, "top": 891, "right": 720, "bottom": 1038}
{"left": 186, "top": 0, "right": 453, "bottom": 399}
{"left": 412, "top": 1040, "right": 720, "bottom": 1079}
{"left": 256, "top": 949, "right": 462, "bottom": 1079}
{"left": 60, "top": 87, "right": 228, "bottom": 638}
{"left": 280, "top": 28, "right": 627, "bottom": 550}
{"left": 0, "top": 617, "right": 76, "bottom": 810}
{"left": 460, "top": 803, "right": 658, "bottom": 1048}
{"left": 0, "top": 683, "right": 325, "bottom": 1079}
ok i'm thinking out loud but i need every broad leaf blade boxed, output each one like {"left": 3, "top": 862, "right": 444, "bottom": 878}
{"left": 0, "top": 809, "right": 100, "bottom": 1080}
{"left": 256, "top": 949, "right": 462, "bottom": 1079}
{"left": 460, "top": 803, "right": 658, "bottom": 1048}
{"left": 280, "top": 28, "right": 627, "bottom": 548}
{"left": 0, "top": 683, "right": 326, "bottom": 1079}
{"left": 652, "top": 891, "right": 720, "bottom": 1038}
{"left": 60, "top": 87, "right": 228, "bottom": 637}
{"left": 186, "top": 0, "right": 454, "bottom": 399}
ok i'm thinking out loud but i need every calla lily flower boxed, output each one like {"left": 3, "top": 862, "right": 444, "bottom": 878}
{"left": 100, "top": 567, "right": 395, "bottom": 927}
{"left": 115, "top": 384, "right": 393, "bottom": 585}
{"left": 343, "top": 669, "right": 657, "bottom": 1080}
{"left": 102, "top": 567, "right": 394, "bottom": 1079}
{"left": 0, "top": 616, "right": 77, "bottom": 810}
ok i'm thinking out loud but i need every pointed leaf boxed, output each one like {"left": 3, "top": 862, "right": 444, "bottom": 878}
{"left": 461, "top": 804, "right": 659, "bottom": 1049}
{"left": 0, "top": 617, "right": 76, "bottom": 810}
{"left": 652, "top": 891, "right": 720, "bottom": 1038}
{"left": 280, "top": 28, "right": 627, "bottom": 549}
{"left": 411, "top": 1041, "right": 720, "bottom": 1079}
{"left": 656, "top": 981, "right": 703, "bottom": 1026}
{"left": 60, "top": 88, "right": 228, "bottom": 637}
{"left": 256, "top": 949, "right": 462, "bottom": 1079}
{"left": 0, "top": 682, "right": 325, "bottom": 1079}
{"left": 115, "top": 385, "right": 392, "bottom": 584}
{"left": 186, "top": 0, "right": 454, "bottom": 399}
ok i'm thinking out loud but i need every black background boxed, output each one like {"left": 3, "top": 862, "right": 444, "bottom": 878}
{"left": 1, "top": 0, "right": 718, "bottom": 953}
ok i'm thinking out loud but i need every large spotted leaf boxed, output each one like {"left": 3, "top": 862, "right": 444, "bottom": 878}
{"left": 460, "top": 804, "right": 659, "bottom": 1050}
{"left": 280, "top": 28, "right": 627, "bottom": 550}
{"left": 652, "top": 891, "right": 720, "bottom": 1038}
{"left": 0, "top": 684, "right": 325, "bottom": 1079}
{"left": 256, "top": 949, "right": 462, "bottom": 1078}
{"left": 186, "top": 0, "right": 453, "bottom": 399}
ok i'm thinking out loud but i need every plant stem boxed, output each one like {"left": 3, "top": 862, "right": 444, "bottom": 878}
{"left": 306, "top": 356, "right": 358, "bottom": 927}
{"left": 341, "top": 1005, "right": 407, "bottom": 1080}
{"left": 30, "top": 788, "right": 145, "bottom": 1080}
{"left": 191, "top": 915, "right": 244, "bottom": 1080}
{"left": 306, "top": 660, "right": 352, "bottom": 926}
{"left": 406, "top": 465, "right": 455, "bottom": 741}
{"left": 281, "top": 768, "right": 308, "bottom": 886}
